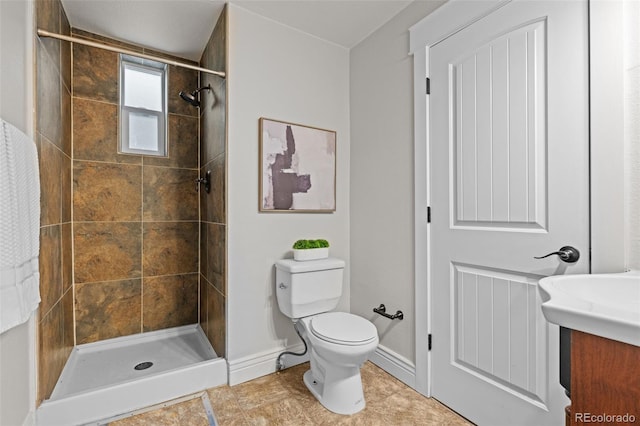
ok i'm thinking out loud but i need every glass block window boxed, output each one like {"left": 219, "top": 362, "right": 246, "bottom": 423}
{"left": 119, "top": 55, "right": 167, "bottom": 156}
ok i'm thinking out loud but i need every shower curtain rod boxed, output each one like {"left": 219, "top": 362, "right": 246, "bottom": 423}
{"left": 37, "top": 29, "right": 226, "bottom": 78}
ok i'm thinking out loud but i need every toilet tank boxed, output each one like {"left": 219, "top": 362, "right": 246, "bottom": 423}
{"left": 275, "top": 258, "right": 345, "bottom": 319}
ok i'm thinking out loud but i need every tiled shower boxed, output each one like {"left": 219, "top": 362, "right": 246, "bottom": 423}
{"left": 35, "top": 0, "right": 227, "bottom": 405}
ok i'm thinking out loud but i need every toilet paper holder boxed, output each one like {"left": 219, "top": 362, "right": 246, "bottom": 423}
{"left": 373, "top": 304, "right": 404, "bottom": 320}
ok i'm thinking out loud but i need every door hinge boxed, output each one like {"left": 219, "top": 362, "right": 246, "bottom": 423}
{"left": 427, "top": 206, "right": 431, "bottom": 223}
{"left": 428, "top": 334, "right": 432, "bottom": 351}
{"left": 426, "top": 77, "right": 431, "bottom": 95}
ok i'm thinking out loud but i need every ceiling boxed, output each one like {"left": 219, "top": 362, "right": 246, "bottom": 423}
{"left": 59, "top": 0, "right": 416, "bottom": 62}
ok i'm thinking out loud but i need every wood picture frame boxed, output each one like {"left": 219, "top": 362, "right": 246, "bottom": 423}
{"left": 259, "top": 117, "right": 336, "bottom": 212}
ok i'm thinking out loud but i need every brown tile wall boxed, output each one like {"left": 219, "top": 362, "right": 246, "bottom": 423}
{"left": 70, "top": 29, "right": 201, "bottom": 344}
{"left": 35, "top": 2, "right": 226, "bottom": 402}
{"left": 35, "top": 0, "right": 74, "bottom": 404}
{"left": 199, "top": 7, "right": 227, "bottom": 357}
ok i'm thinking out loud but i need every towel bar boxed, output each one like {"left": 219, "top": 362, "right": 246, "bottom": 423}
{"left": 373, "top": 304, "right": 404, "bottom": 320}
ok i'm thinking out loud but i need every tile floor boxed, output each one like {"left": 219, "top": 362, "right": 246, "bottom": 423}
{"left": 110, "top": 362, "right": 473, "bottom": 425}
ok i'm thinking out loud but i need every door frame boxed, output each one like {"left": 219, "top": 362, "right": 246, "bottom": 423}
{"left": 410, "top": 0, "right": 627, "bottom": 397}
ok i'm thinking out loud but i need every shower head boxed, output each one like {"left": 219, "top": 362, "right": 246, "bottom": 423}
{"left": 178, "top": 84, "right": 212, "bottom": 107}
{"left": 179, "top": 91, "right": 200, "bottom": 107}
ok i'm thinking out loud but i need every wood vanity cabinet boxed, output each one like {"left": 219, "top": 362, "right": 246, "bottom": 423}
{"left": 567, "top": 330, "right": 640, "bottom": 426}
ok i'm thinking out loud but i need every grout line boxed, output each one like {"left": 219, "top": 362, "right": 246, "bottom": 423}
{"left": 73, "top": 219, "right": 200, "bottom": 224}
{"left": 70, "top": 23, "right": 77, "bottom": 349}
{"left": 74, "top": 272, "right": 199, "bottom": 287}
{"left": 72, "top": 157, "right": 199, "bottom": 171}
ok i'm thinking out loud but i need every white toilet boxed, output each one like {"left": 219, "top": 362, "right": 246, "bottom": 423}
{"left": 275, "top": 258, "right": 379, "bottom": 415}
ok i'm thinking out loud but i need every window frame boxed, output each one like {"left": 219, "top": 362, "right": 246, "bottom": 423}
{"left": 118, "top": 55, "right": 168, "bottom": 157}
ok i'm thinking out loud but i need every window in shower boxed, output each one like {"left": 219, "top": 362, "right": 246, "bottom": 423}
{"left": 119, "top": 54, "right": 168, "bottom": 156}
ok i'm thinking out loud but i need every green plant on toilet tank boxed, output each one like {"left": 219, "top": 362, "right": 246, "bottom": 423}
{"left": 292, "top": 239, "right": 329, "bottom": 249}
{"left": 292, "top": 239, "right": 330, "bottom": 261}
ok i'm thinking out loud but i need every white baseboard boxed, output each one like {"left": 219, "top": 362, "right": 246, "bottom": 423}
{"left": 369, "top": 344, "right": 416, "bottom": 389}
{"left": 228, "top": 344, "right": 309, "bottom": 386}
{"left": 228, "top": 343, "right": 416, "bottom": 391}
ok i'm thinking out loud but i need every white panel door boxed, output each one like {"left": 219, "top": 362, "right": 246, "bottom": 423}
{"left": 430, "top": 1, "right": 589, "bottom": 425}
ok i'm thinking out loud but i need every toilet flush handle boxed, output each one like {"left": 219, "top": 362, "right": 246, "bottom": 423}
{"left": 278, "top": 283, "right": 287, "bottom": 289}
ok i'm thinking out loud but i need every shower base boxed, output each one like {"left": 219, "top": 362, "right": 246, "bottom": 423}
{"left": 37, "top": 324, "right": 227, "bottom": 425}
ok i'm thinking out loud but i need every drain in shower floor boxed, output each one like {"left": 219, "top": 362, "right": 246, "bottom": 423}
{"left": 134, "top": 361, "right": 153, "bottom": 370}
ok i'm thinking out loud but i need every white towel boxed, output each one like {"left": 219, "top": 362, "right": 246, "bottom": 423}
{"left": 0, "top": 118, "right": 41, "bottom": 334}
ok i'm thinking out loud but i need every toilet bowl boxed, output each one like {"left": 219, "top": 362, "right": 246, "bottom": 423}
{"left": 275, "top": 258, "right": 379, "bottom": 415}
{"left": 299, "top": 312, "right": 379, "bottom": 414}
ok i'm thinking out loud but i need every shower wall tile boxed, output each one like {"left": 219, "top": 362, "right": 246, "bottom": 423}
{"left": 60, "top": 8, "right": 71, "bottom": 91}
{"left": 71, "top": 28, "right": 144, "bottom": 53}
{"left": 74, "top": 222, "right": 142, "bottom": 283}
{"left": 199, "top": 5, "right": 226, "bottom": 356}
{"left": 67, "top": 29, "right": 204, "bottom": 343}
{"left": 36, "top": 0, "right": 60, "bottom": 36}
{"left": 143, "top": 48, "right": 198, "bottom": 65}
{"left": 200, "top": 280, "right": 225, "bottom": 356}
{"left": 37, "top": 301, "right": 64, "bottom": 403}
{"left": 211, "top": 153, "right": 226, "bottom": 224}
{"left": 62, "top": 223, "right": 73, "bottom": 292}
{"left": 62, "top": 287, "right": 75, "bottom": 349}
{"left": 36, "top": 0, "right": 73, "bottom": 405}
{"left": 39, "top": 225, "right": 62, "bottom": 318}
{"left": 206, "top": 223, "right": 225, "bottom": 295}
{"left": 60, "top": 80, "right": 72, "bottom": 157}
{"left": 201, "top": 8, "right": 226, "bottom": 72}
{"left": 200, "top": 224, "right": 208, "bottom": 282}
{"left": 211, "top": 289, "right": 226, "bottom": 360}
{"left": 207, "top": 284, "right": 225, "bottom": 357}
{"left": 36, "top": 0, "right": 60, "bottom": 75}
{"left": 199, "top": 167, "right": 210, "bottom": 224}
{"left": 142, "top": 167, "right": 198, "bottom": 221}
{"left": 200, "top": 77, "right": 226, "bottom": 164}
{"left": 39, "top": 138, "right": 63, "bottom": 226}
{"left": 199, "top": 274, "right": 208, "bottom": 331}
{"left": 37, "top": 39, "right": 62, "bottom": 149}
{"left": 75, "top": 279, "right": 142, "bottom": 344}
{"left": 72, "top": 98, "right": 141, "bottom": 164}
{"left": 143, "top": 273, "right": 199, "bottom": 332}
{"left": 73, "top": 44, "right": 118, "bottom": 103}
{"left": 61, "top": 151, "right": 72, "bottom": 222}
{"left": 73, "top": 161, "right": 142, "bottom": 222}
{"left": 201, "top": 154, "right": 225, "bottom": 225}
{"left": 168, "top": 65, "right": 199, "bottom": 117}
{"left": 144, "top": 114, "right": 198, "bottom": 169}
{"left": 143, "top": 222, "right": 198, "bottom": 277}
{"left": 200, "top": 280, "right": 213, "bottom": 348}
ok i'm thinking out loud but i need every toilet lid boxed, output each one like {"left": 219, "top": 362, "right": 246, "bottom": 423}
{"left": 309, "top": 312, "right": 377, "bottom": 345}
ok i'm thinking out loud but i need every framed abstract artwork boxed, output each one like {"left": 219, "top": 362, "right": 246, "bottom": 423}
{"left": 259, "top": 117, "right": 336, "bottom": 212}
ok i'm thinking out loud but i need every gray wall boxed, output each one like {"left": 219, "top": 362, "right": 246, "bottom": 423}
{"left": 226, "top": 4, "right": 350, "bottom": 383}
{"left": 349, "top": 0, "right": 445, "bottom": 364}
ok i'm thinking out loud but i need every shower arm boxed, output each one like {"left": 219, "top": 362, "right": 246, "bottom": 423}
{"left": 193, "top": 86, "right": 212, "bottom": 95}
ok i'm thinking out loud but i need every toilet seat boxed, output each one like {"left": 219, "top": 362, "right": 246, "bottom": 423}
{"left": 309, "top": 312, "right": 377, "bottom": 346}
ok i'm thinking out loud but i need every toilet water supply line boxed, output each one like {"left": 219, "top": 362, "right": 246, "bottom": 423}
{"left": 276, "top": 321, "right": 308, "bottom": 371}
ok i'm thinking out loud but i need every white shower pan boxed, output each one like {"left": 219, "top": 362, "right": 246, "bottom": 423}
{"left": 37, "top": 324, "right": 227, "bottom": 425}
